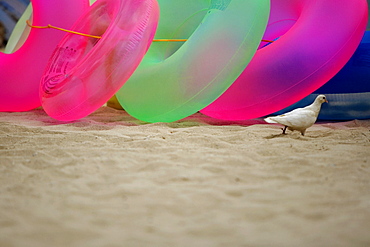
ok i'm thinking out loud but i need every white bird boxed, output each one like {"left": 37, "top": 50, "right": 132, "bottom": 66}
{"left": 264, "top": 95, "right": 328, "bottom": 136}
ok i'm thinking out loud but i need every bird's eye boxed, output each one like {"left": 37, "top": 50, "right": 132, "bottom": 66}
{"left": 323, "top": 97, "right": 326, "bottom": 99}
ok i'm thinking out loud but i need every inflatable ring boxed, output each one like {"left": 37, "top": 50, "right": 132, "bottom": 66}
{"left": 201, "top": 0, "right": 368, "bottom": 120}
{"left": 275, "top": 31, "right": 370, "bottom": 120}
{"left": 40, "top": 0, "right": 159, "bottom": 121}
{"left": 115, "top": 0, "right": 270, "bottom": 123}
{"left": 0, "top": 0, "right": 89, "bottom": 112}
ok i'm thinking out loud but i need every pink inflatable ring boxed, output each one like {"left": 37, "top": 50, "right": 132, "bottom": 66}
{"left": 201, "top": 0, "right": 368, "bottom": 120}
{"left": 0, "top": 0, "right": 89, "bottom": 112}
{"left": 40, "top": 0, "right": 159, "bottom": 121}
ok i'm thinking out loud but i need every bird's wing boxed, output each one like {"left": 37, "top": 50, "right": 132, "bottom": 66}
{"left": 265, "top": 108, "right": 304, "bottom": 123}
{"left": 267, "top": 109, "right": 317, "bottom": 128}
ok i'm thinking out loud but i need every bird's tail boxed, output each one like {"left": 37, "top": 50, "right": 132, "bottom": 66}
{"left": 264, "top": 117, "right": 277, "bottom": 124}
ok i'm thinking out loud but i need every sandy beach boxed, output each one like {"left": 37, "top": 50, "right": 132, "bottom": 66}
{"left": 0, "top": 106, "right": 369, "bottom": 247}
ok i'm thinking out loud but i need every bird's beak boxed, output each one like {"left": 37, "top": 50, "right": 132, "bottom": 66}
{"left": 325, "top": 99, "right": 328, "bottom": 103}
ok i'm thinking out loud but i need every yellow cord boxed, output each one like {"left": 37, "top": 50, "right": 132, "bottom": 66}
{"left": 26, "top": 20, "right": 102, "bottom": 39}
{"left": 152, "top": 39, "right": 188, "bottom": 42}
{"left": 26, "top": 20, "right": 274, "bottom": 43}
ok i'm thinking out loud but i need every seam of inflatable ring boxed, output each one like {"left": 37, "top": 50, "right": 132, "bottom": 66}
{"left": 266, "top": 18, "right": 299, "bottom": 28}
{"left": 162, "top": 8, "right": 208, "bottom": 61}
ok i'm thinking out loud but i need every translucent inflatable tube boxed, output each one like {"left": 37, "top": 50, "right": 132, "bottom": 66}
{"left": 0, "top": 0, "right": 89, "bottom": 112}
{"left": 201, "top": 0, "right": 368, "bottom": 120}
{"left": 40, "top": 0, "right": 159, "bottom": 121}
{"left": 275, "top": 31, "right": 370, "bottom": 120}
{"left": 115, "top": 0, "right": 270, "bottom": 123}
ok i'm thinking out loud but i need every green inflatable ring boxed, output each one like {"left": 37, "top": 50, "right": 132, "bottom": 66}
{"left": 116, "top": 0, "right": 270, "bottom": 122}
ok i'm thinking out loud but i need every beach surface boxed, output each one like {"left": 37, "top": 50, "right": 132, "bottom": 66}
{"left": 1, "top": 106, "right": 369, "bottom": 247}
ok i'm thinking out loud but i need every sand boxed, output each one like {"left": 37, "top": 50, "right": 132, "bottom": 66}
{"left": 0, "top": 106, "right": 369, "bottom": 247}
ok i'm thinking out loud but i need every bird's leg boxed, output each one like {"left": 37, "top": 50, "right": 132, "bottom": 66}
{"left": 282, "top": 126, "right": 287, "bottom": 134}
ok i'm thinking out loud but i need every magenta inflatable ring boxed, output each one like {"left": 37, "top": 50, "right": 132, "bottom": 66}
{"left": 201, "top": 0, "right": 368, "bottom": 120}
{"left": 0, "top": 0, "right": 89, "bottom": 112}
{"left": 40, "top": 0, "right": 159, "bottom": 121}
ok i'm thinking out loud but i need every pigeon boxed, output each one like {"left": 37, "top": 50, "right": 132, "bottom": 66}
{"left": 264, "top": 95, "right": 328, "bottom": 136}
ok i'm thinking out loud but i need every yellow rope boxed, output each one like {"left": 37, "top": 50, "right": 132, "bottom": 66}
{"left": 26, "top": 20, "right": 102, "bottom": 39}
{"left": 152, "top": 39, "right": 188, "bottom": 42}
{"left": 26, "top": 20, "right": 274, "bottom": 43}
